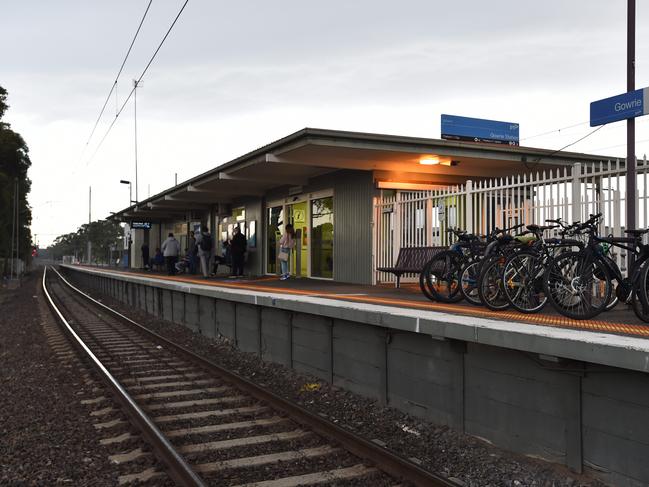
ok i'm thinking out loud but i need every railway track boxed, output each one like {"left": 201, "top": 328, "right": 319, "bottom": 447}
{"left": 43, "top": 266, "right": 457, "bottom": 486}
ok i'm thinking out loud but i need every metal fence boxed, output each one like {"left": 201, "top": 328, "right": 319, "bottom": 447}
{"left": 373, "top": 157, "right": 649, "bottom": 284}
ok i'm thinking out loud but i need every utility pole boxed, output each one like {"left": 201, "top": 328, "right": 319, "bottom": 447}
{"left": 627, "top": 0, "right": 636, "bottom": 269}
{"left": 10, "top": 178, "right": 17, "bottom": 279}
{"left": 133, "top": 79, "right": 141, "bottom": 204}
{"left": 87, "top": 186, "right": 92, "bottom": 264}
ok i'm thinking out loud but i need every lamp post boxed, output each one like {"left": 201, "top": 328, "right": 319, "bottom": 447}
{"left": 120, "top": 180, "right": 134, "bottom": 206}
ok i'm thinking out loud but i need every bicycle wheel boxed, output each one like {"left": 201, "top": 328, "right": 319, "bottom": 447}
{"left": 631, "top": 287, "right": 649, "bottom": 322}
{"left": 460, "top": 260, "right": 482, "bottom": 306}
{"left": 419, "top": 258, "right": 436, "bottom": 302}
{"left": 636, "top": 259, "right": 649, "bottom": 317}
{"left": 477, "top": 255, "right": 510, "bottom": 311}
{"left": 420, "top": 250, "right": 463, "bottom": 303}
{"left": 502, "top": 250, "right": 548, "bottom": 313}
{"left": 544, "top": 251, "right": 612, "bottom": 320}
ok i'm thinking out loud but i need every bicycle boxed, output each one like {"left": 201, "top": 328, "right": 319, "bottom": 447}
{"left": 419, "top": 228, "right": 484, "bottom": 303}
{"left": 476, "top": 224, "right": 528, "bottom": 311}
{"left": 501, "top": 219, "right": 582, "bottom": 314}
{"left": 544, "top": 213, "right": 649, "bottom": 321}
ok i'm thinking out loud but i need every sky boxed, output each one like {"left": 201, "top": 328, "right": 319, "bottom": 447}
{"left": 3, "top": 0, "right": 649, "bottom": 246}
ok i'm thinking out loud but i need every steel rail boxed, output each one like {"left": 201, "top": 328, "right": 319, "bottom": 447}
{"left": 42, "top": 267, "right": 206, "bottom": 487}
{"left": 52, "top": 265, "right": 460, "bottom": 487}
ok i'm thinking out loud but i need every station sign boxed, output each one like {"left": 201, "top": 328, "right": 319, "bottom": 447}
{"left": 130, "top": 221, "right": 152, "bottom": 229}
{"left": 441, "top": 114, "right": 519, "bottom": 146}
{"left": 590, "top": 87, "right": 649, "bottom": 126}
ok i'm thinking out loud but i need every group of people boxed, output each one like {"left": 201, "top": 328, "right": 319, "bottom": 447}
{"left": 148, "top": 224, "right": 248, "bottom": 278}
{"left": 140, "top": 222, "right": 297, "bottom": 281}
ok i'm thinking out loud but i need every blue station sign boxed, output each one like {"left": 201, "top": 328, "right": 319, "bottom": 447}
{"left": 441, "top": 114, "right": 519, "bottom": 146}
{"left": 131, "top": 221, "right": 152, "bottom": 229}
{"left": 590, "top": 88, "right": 649, "bottom": 126}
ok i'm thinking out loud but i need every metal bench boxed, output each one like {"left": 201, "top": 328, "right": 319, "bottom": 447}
{"left": 377, "top": 246, "right": 447, "bottom": 288}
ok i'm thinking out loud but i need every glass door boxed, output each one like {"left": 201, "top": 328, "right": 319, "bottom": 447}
{"left": 311, "top": 197, "right": 334, "bottom": 278}
{"left": 266, "top": 205, "right": 284, "bottom": 274}
{"left": 288, "top": 201, "right": 308, "bottom": 277}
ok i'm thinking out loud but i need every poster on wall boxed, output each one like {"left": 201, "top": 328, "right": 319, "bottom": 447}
{"left": 246, "top": 220, "right": 257, "bottom": 249}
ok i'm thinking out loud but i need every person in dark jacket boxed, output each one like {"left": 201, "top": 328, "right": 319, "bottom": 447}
{"left": 141, "top": 243, "right": 149, "bottom": 270}
{"left": 230, "top": 226, "right": 247, "bottom": 277}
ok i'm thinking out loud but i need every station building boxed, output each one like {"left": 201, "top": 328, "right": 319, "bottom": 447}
{"left": 110, "top": 128, "right": 603, "bottom": 284}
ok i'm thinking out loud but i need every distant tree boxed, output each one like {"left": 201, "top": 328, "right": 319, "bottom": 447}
{"left": 0, "top": 86, "right": 8, "bottom": 119}
{"left": 47, "top": 220, "right": 124, "bottom": 264}
{"left": 0, "top": 85, "right": 32, "bottom": 275}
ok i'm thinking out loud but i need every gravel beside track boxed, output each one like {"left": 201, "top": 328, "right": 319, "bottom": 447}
{"left": 71, "top": 273, "right": 609, "bottom": 487}
{"left": 0, "top": 271, "right": 119, "bottom": 485}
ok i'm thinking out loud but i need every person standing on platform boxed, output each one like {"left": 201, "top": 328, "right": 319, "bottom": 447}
{"left": 188, "top": 234, "right": 198, "bottom": 274}
{"left": 161, "top": 232, "right": 180, "bottom": 275}
{"left": 196, "top": 226, "right": 213, "bottom": 278}
{"left": 141, "top": 242, "right": 150, "bottom": 270}
{"left": 230, "top": 226, "right": 247, "bottom": 277}
{"left": 278, "top": 223, "right": 295, "bottom": 280}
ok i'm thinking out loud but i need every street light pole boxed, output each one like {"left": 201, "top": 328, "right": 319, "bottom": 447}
{"left": 120, "top": 179, "right": 133, "bottom": 206}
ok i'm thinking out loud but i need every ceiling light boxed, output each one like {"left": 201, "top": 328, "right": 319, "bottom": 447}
{"left": 419, "top": 156, "right": 439, "bottom": 165}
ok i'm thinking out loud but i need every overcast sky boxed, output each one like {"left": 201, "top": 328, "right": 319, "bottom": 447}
{"left": 3, "top": 0, "right": 649, "bottom": 246}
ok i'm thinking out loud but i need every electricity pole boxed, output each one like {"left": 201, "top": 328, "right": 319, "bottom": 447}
{"left": 627, "top": 0, "right": 636, "bottom": 269}
{"left": 10, "top": 178, "right": 17, "bottom": 279}
{"left": 133, "top": 79, "right": 142, "bottom": 204}
{"left": 87, "top": 186, "right": 92, "bottom": 264}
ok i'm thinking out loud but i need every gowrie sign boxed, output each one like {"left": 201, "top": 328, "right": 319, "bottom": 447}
{"left": 590, "top": 88, "right": 649, "bottom": 126}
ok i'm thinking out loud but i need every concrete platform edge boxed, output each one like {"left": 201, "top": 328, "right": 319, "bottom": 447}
{"left": 61, "top": 265, "right": 649, "bottom": 374}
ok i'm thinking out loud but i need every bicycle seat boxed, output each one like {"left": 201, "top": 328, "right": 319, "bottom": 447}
{"left": 527, "top": 224, "right": 558, "bottom": 233}
{"left": 624, "top": 229, "right": 649, "bottom": 235}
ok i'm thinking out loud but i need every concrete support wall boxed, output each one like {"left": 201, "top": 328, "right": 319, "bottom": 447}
{"left": 387, "top": 332, "right": 463, "bottom": 429}
{"left": 260, "top": 308, "right": 291, "bottom": 367}
{"left": 292, "top": 313, "right": 332, "bottom": 382}
{"left": 582, "top": 371, "right": 649, "bottom": 487}
{"left": 236, "top": 304, "right": 260, "bottom": 355}
{"left": 184, "top": 294, "right": 199, "bottom": 332}
{"left": 198, "top": 296, "right": 216, "bottom": 338}
{"left": 63, "top": 267, "right": 649, "bottom": 487}
{"left": 333, "top": 320, "right": 386, "bottom": 402}
{"left": 465, "top": 344, "right": 574, "bottom": 466}
{"left": 216, "top": 300, "right": 236, "bottom": 341}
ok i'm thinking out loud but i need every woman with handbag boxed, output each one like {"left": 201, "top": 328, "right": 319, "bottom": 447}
{"left": 278, "top": 224, "right": 296, "bottom": 280}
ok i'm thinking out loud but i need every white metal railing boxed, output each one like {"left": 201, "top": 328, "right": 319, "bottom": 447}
{"left": 373, "top": 157, "right": 649, "bottom": 284}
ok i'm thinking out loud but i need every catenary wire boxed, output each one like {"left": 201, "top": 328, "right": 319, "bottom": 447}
{"left": 524, "top": 124, "right": 607, "bottom": 170}
{"left": 81, "top": 0, "right": 153, "bottom": 156}
{"left": 521, "top": 120, "right": 590, "bottom": 141}
{"left": 85, "top": 0, "right": 190, "bottom": 167}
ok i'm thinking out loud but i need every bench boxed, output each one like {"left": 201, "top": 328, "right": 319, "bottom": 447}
{"left": 377, "top": 246, "right": 447, "bottom": 288}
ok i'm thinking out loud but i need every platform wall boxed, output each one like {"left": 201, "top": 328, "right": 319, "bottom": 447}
{"left": 70, "top": 268, "right": 649, "bottom": 487}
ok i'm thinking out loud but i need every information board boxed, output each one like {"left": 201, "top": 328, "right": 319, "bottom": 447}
{"left": 441, "top": 114, "right": 519, "bottom": 145}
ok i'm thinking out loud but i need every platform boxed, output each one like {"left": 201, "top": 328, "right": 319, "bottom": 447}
{"left": 65, "top": 264, "right": 649, "bottom": 374}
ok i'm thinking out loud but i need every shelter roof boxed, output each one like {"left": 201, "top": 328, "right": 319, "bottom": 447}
{"left": 110, "top": 127, "right": 612, "bottom": 221}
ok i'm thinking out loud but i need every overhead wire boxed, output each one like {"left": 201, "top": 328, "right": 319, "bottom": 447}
{"left": 81, "top": 0, "right": 153, "bottom": 156}
{"left": 85, "top": 0, "right": 190, "bottom": 167}
{"left": 524, "top": 124, "right": 608, "bottom": 170}
{"left": 521, "top": 120, "right": 590, "bottom": 142}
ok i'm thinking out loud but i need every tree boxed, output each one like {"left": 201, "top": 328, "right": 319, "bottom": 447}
{"left": 47, "top": 220, "right": 124, "bottom": 264}
{"left": 0, "top": 85, "right": 32, "bottom": 275}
